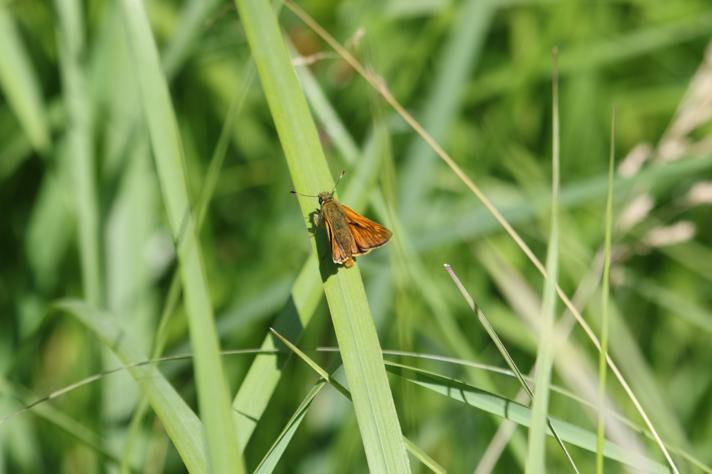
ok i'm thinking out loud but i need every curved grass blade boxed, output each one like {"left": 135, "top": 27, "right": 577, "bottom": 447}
{"left": 118, "top": 0, "right": 244, "bottom": 471}
{"left": 387, "top": 363, "right": 669, "bottom": 474}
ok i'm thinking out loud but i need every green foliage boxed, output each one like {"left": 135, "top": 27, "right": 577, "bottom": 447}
{"left": 1, "top": 0, "right": 712, "bottom": 472}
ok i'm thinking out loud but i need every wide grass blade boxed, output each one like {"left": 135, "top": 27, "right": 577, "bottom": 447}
{"left": 231, "top": 16, "right": 386, "bottom": 455}
{"left": 118, "top": 0, "right": 244, "bottom": 471}
{"left": 230, "top": 0, "right": 410, "bottom": 471}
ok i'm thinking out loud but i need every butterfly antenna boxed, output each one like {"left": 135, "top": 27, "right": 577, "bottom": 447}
{"left": 290, "top": 190, "right": 319, "bottom": 198}
{"left": 332, "top": 170, "right": 346, "bottom": 193}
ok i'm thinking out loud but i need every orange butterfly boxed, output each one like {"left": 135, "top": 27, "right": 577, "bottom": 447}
{"left": 292, "top": 173, "right": 392, "bottom": 267}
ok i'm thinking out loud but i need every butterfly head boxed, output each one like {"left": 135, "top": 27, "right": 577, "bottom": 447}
{"left": 318, "top": 191, "right": 334, "bottom": 205}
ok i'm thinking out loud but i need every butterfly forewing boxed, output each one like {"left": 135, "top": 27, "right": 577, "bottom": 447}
{"left": 341, "top": 204, "right": 392, "bottom": 255}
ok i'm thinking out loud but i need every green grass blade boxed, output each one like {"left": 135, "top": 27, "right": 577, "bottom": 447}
{"left": 231, "top": 1, "right": 410, "bottom": 470}
{"left": 53, "top": 300, "right": 208, "bottom": 474}
{"left": 118, "top": 0, "right": 244, "bottom": 471}
{"left": 106, "top": 144, "right": 158, "bottom": 469}
{"left": 0, "top": 5, "right": 50, "bottom": 152}
{"left": 597, "top": 111, "right": 616, "bottom": 474}
{"left": 269, "top": 329, "right": 335, "bottom": 385}
{"left": 403, "top": 438, "right": 447, "bottom": 474}
{"left": 476, "top": 241, "right": 689, "bottom": 470}
{"left": 383, "top": 350, "right": 709, "bottom": 472}
{"left": 388, "top": 363, "right": 670, "bottom": 474}
{"left": 104, "top": 0, "right": 256, "bottom": 464}
{"left": 231, "top": 132, "right": 382, "bottom": 448}
{"left": 300, "top": 38, "right": 530, "bottom": 465}
{"left": 527, "top": 51, "right": 561, "bottom": 474}
{"left": 121, "top": 63, "right": 256, "bottom": 473}
{"left": 231, "top": 20, "right": 373, "bottom": 452}
{"left": 253, "top": 380, "right": 328, "bottom": 474}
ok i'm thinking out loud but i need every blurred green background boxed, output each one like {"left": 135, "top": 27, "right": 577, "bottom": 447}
{"left": 1, "top": 0, "right": 712, "bottom": 472}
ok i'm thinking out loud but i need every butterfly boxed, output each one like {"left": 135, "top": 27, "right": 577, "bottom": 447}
{"left": 292, "top": 173, "right": 392, "bottom": 267}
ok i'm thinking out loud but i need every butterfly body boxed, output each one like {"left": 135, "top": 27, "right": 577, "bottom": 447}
{"left": 316, "top": 191, "right": 392, "bottom": 267}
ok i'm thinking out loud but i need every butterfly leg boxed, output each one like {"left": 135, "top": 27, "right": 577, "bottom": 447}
{"left": 312, "top": 211, "right": 322, "bottom": 228}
